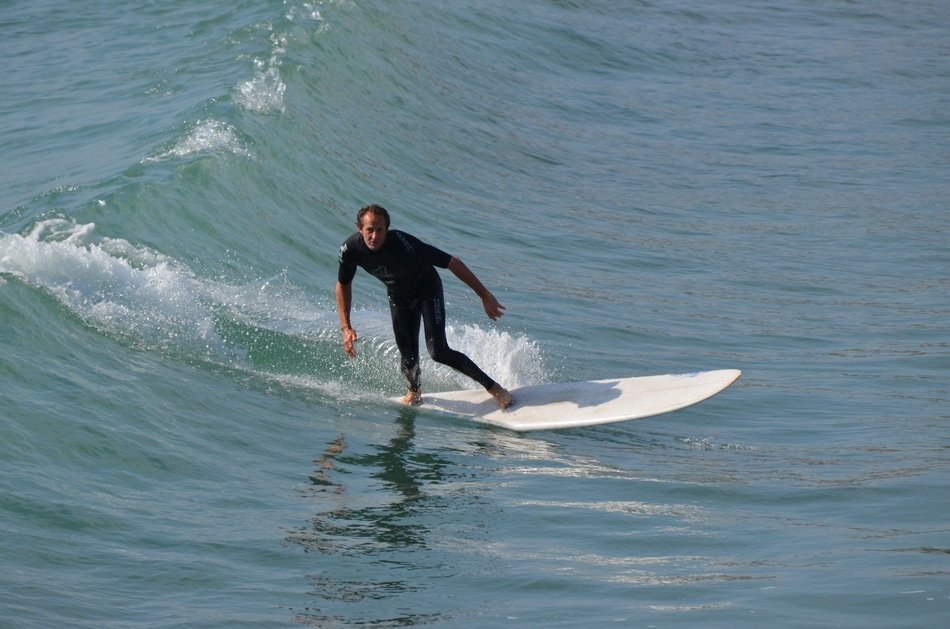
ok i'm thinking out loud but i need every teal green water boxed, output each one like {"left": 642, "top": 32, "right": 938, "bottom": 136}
{"left": 2, "top": 1, "right": 948, "bottom": 626}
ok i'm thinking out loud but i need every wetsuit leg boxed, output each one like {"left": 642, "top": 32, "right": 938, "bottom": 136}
{"left": 421, "top": 293, "right": 497, "bottom": 391}
{"left": 389, "top": 300, "right": 422, "bottom": 392}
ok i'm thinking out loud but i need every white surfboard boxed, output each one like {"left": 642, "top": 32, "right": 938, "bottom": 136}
{"left": 395, "top": 369, "right": 741, "bottom": 432}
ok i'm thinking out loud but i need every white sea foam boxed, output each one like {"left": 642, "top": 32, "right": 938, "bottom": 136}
{"left": 236, "top": 62, "right": 287, "bottom": 114}
{"left": 1, "top": 220, "right": 223, "bottom": 354}
{"left": 235, "top": 30, "right": 288, "bottom": 114}
{"left": 445, "top": 324, "right": 546, "bottom": 389}
{"left": 1, "top": 220, "right": 546, "bottom": 389}
{"left": 146, "top": 119, "right": 251, "bottom": 162}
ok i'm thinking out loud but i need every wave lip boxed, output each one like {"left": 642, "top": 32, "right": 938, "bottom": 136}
{"left": 145, "top": 119, "right": 252, "bottom": 162}
{"left": 1, "top": 219, "right": 546, "bottom": 395}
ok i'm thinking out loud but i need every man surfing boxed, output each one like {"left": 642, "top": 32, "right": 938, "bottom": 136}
{"left": 335, "top": 204, "right": 514, "bottom": 409}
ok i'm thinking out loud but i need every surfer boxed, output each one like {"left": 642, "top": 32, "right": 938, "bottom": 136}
{"left": 335, "top": 204, "right": 514, "bottom": 409}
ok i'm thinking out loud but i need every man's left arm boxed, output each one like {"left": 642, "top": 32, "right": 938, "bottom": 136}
{"left": 447, "top": 256, "right": 506, "bottom": 321}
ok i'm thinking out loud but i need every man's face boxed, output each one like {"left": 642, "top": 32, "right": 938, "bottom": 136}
{"left": 358, "top": 212, "right": 388, "bottom": 251}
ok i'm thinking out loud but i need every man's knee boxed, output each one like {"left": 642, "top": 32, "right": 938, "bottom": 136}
{"left": 425, "top": 340, "right": 452, "bottom": 365}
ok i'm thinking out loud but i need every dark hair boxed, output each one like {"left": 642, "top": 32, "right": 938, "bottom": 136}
{"left": 356, "top": 204, "right": 390, "bottom": 229}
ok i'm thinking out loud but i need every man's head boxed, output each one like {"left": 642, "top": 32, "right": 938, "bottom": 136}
{"left": 356, "top": 204, "right": 390, "bottom": 251}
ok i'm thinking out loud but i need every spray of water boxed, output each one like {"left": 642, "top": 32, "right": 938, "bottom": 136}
{"left": 1, "top": 219, "right": 547, "bottom": 399}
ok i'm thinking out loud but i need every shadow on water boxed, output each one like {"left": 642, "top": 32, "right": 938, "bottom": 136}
{"left": 287, "top": 407, "right": 458, "bottom": 626}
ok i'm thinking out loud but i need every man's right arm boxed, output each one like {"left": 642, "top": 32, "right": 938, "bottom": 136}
{"left": 335, "top": 281, "right": 357, "bottom": 358}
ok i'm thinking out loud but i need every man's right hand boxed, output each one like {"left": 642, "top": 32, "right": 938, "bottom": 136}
{"left": 342, "top": 326, "right": 358, "bottom": 358}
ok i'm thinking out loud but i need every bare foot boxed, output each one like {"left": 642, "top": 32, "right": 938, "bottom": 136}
{"left": 400, "top": 390, "right": 423, "bottom": 406}
{"left": 488, "top": 383, "right": 513, "bottom": 409}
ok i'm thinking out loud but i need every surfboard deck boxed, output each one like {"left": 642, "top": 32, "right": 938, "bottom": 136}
{"left": 393, "top": 369, "right": 741, "bottom": 432}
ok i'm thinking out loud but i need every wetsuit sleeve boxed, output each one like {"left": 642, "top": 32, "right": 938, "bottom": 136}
{"left": 337, "top": 238, "right": 358, "bottom": 285}
{"left": 423, "top": 242, "right": 452, "bottom": 268}
{"left": 402, "top": 232, "right": 451, "bottom": 268}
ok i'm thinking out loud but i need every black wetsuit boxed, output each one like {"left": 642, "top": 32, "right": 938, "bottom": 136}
{"left": 337, "top": 230, "right": 496, "bottom": 393}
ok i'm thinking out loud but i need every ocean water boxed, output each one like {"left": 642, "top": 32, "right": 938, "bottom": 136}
{"left": 1, "top": 0, "right": 948, "bottom": 626}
